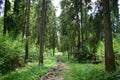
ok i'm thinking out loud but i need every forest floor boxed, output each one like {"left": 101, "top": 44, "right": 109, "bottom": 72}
{"left": 40, "top": 62, "right": 68, "bottom": 80}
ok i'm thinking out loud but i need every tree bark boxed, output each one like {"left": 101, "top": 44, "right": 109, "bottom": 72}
{"left": 22, "top": 4, "right": 27, "bottom": 38}
{"left": 14, "top": 0, "right": 21, "bottom": 14}
{"left": 3, "top": 0, "right": 10, "bottom": 35}
{"left": 84, "top": 2, "right": 88, "bottom": 41}
{"left": 39, "top": 0, "right": 46, "bottom": 65}
{"left": 25, "top": 0, "right": 30, "bottom": 63}
{"left": 77, "top": 15, "right": 81, "bottom": 51}
{"left": 52, "top": 28, "right": 55, "bottom": 56}
{"left": 80, "top": 0, "right": 83, "bottom": 50}
{"left": 103, "top": 0, "right": 116, "bottom": 72}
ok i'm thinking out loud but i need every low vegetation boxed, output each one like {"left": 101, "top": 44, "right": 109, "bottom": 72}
{"left": 65, "top": 61, "right": 120, "bottom": 80}
{"left": 0, "top": 58, "right": 55, "bottom": 80}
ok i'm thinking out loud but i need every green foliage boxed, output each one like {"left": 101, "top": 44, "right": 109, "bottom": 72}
{"left": 6, "top": 14, "right": 22, "bottom": 38}
{"left": 113, "top": 34, "right": 120, "bottom": 60}
{"left": 97, "top": 41, "right": 104, "bottom": 60}
{"left": 70, "top": 45, "right": 94, "bottom": 62}
{"left": 0, "top": 61, "right": 54, "bottom": 80}
{"left": 0, "top": 35, "right": 24, "bottom": 74}
{"left": 79, "top": 47, "right": 93, "bottom": 61}
{"left": 29, "top": 45, "right": 39, "bottom": 61}
{"left": 97, "top": 34, "right": 120, "bottom": 60}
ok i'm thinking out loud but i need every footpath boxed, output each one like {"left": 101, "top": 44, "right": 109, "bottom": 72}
{"left": 40, "top": 62, "right": 67, "bottom": 80}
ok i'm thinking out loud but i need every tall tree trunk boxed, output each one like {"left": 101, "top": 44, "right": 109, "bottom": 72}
{"left": 22, "top": 5, "right": 27, "bottom": 38}
{"left": 3, "top": 0, "right": 10, "bottom": 35}
{"left": 76, "top": 16, "right": 81, "bottom": 51}
{"left": 84, "top": 2, "right": 88, "bottom": 41}
{"left": 75, "top": 0, "right": 81, "bottom": 51}
{"left": 81, "top": 30, "right": 84, "bottom": 45}
{"left": 103, "top": 0, "right": 116, "bottom": 72}
{"left": 80, "top": 0, "right": 83, "bottom": 49}
{"left": 25, "top": 0, "right": 30, "bottom": 63}
{"left": 14, "top": 0, "right": 21, "bottom": 14}
{"left": 39, "top": 0, "right": 46, "bottom": 65}
{"left": 52, "top": 28, "right": 55, "bottom": 56}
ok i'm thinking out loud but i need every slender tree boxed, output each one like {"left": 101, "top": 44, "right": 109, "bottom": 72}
{"left": 14, "top": 0, "right": 21, "bottom": 14}
{"left": 103, "top": 0, "right": 116, "bottom": 72}
{"left": 76, "top": 15, "right": 81, "bottom": 51}
{"left": 3, "top": 0, "right": 10, "bottom": 35}
{"left": 39, "top": 0, "right": 47, "bottom": 65}
{"left": 52, "top": 27, "right": 56, "bottom": 56}
{"left": 22, "top": 8, "right": 27, "bottom": 38}
{"left": 25, "top": 0, "right": 30, "bottom": 62}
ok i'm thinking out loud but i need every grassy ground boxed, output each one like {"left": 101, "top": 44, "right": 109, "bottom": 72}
{"left": 0, "top": 57, "right": 56, "bottom": 80}
{"left": 64, "top": 61, "right": 120, "bottom": 80}
{"left": 0, "top": 54, "right": 120, "bottom": 80}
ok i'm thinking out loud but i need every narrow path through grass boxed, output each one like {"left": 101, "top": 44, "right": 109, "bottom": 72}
{"left": 40, "top": 62, "right": 68, "bottom": 80}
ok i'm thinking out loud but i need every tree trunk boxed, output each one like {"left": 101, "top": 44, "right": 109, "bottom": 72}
{"left": 25, "top": 0, "right": 30, "bottom": 63}
{"left": 76, "top": 18, "right": 81, "bottom": 51}
{"left": 103, "top": 0, "right": 116, "bottom": 72}
{"left": 81, "top": 30, "right": 84, "bottom": 46}
{"left": 52, "top": 23, "right": 56, "bottom": 56}
{"left": 3, "top": 0, "right": 10, "bottom": 35}
{"left": 25, "top": 39, "right": 28, "bottom": 62}
{"left": 52, "top": 30, "right": 55, "bottom": 56}
{"left": 84, "top": 2, "right": 88, "bottom": 41}
{"left": 39, "top": 0, "right": 46, "bottom": 65}
{"left": 14, "top": 0, "right": 21, "bottom": 14}
{"left": 22, "top": 4, "right": 27, "bottom": 38}
{"left": 52, "top": 32, "right": 55, "bottom": 56}
{"left": 80, "top": 0, "right": 83, "bottom": 49}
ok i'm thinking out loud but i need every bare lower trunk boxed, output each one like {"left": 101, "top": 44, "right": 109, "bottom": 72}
{"left": 52, "top": 28, "right": 56, "bottom": 56}
{"left": 80, "top": 0, "right": 83, "bottom": 50}
{"left": 103, "top": 0, "right": 116, "bottom": 72}
{"left": 76, "top": 15, "right": 81, "bottom": 51}
{"left": 22, "top": 8, "right": 27, "bottom": 38}
{"left": 39, "top": 0, "right": 46, "bottom": 65}
{"left": 25, "top": 39, "right": 29, "bottom": 62}
{"left": 77, "top": 26, "right": 80, "bottom": 51}
{"left": 3, "top": 0, "right": 9, "bottom": 35}
{"left": 25, "top": 0, "right": 30, "bottom": 63}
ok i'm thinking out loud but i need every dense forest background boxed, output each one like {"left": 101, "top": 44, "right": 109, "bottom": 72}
{"left": 0, "top": 0, "right": 120, "bottom": 80}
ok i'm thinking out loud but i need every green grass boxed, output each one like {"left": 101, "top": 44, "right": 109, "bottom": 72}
{"left": 0, "top": 57, "right": 56, "bottom": 80}
{"left": 65, "top": 62, "right": 120, "bottom": 80}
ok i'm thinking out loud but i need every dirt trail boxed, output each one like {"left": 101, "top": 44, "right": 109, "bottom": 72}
{"left": 39, "top": 62, "right": 67, "bottom": 80}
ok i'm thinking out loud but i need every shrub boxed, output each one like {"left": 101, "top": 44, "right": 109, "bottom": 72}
{"left": 70, "top": 45, "right": 94, "bottom": 62}
{"left": 0, "top": 35, "right": 24, "bottom": 74}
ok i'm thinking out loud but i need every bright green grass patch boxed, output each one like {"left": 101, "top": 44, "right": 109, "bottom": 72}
{"left": 65, "top": 62, "right": 120, "bottom": 80}
{"left": 0, "top": 57, "right": 56, "bottom": 80}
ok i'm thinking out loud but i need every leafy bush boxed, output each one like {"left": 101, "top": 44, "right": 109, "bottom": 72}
{"left": 0, "top": 35, "right": 24, "bottom": 74}
{"left": 0, "top": 57, "right": 55, "bottom": 80}
{"left": 29, "top": 45, "right": 39, "bottom": 61}
{"left": 70, "top": 45, "right": 93, "bottom": 62}
{"left": 113, "top": 35, "right": 120, "bottom": 60}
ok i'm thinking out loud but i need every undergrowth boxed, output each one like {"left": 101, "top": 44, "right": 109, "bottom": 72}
{"left": 65, "top": 62, "right": 120, "bottom": 80}
{"left": 0, "top": 57, "right": 56, "bottom": 80}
